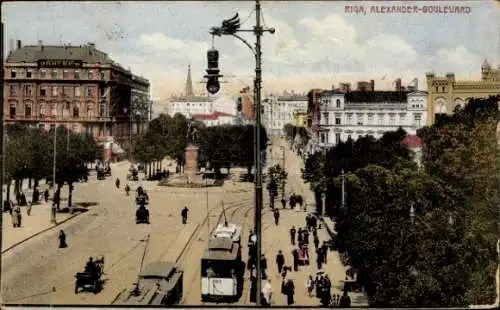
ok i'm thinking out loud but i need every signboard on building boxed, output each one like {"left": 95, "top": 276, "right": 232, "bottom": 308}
{"left": 37, "top": 59, "right": 83, "bottom": 68}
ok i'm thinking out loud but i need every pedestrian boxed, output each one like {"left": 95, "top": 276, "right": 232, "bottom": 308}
{"left": 262, "top": 279, "right": 273, "bottom": 306}
{"left": 321, "top": 242, "right": 329, "bottom": 264}
{"left": 292, "top": 248, "right": 299, "bottom": 271}
{"left": 316, "top": 249, "right": 323, "bottom": 270}
{"left": 273, "top": 209, "right": 280, "bottom": 225}
{"left": 314, "top": 235, "right": 320, "bottom": 250}
{"left": 59, "top": 230, "right": 68, "bottom": 248}
{"left": 281, "top": 198, "right": 286, "bottom": 209}
{"left": 306, "top": 274, "right": 314, "bottom": 297}
{"left": 125, "top": 184, "right": 130, "bottom": 196}
{"left": 249, "top": 273, "right": 257, "bottom": 303}
{"left": 44, "top": 189, "right": 49, "bottom": 202}
{"left": 312, "top": 227, "right": 318, "bottom": 239}
{"left": 115, "top": 178, "right": 120, "bottom": 189}
{"left": 276, "top": 250, "right": 285, "bottom": 274}
{"left": 261, "top": 254, "right": 268, "bottom": 279}
{"left": 284, "top": 278, "right": 295, "bottom": 305}
{"left": 290, "top": 226, "right": 296, "bottom": 245}
{"left": 181, "top": 206, "right": 189, "bottom": 224}
{"left": 339, "top": 289, "right": 351, "bottom": 307}
{"left": 26, "top": 201, "right": 32, "bottom": 216}
{"left": 315, "top": 273, "right": 323, "bottom": 297}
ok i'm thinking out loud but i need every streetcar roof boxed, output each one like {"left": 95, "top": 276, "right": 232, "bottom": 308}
{"left": 139, "top": 261, "right": 177, "bottom": 279}
{"left": 213, "top": 223, "right": 242, "bottom": 242}
{"left": 202, "top": 237, "right": 240, "bottom": 260}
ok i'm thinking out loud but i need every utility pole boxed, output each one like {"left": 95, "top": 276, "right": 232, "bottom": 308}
{"left": 51, "top": 125, "right": 57, "bottom": 223}
{"left": 209, "top": 2, "right": 274, "bottom": 304}
{"left": 0, "top": 23, "right": 5, "bottom": 280}
{"left": 341, "top": 169, "right": 345, "bottom": 209}
{"left": 281, "top": 145, "right": 285, "bottom": 200}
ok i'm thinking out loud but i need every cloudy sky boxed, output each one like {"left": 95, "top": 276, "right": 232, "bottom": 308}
{"left": 2, "top": 1, "right": 499, "bottom": 99}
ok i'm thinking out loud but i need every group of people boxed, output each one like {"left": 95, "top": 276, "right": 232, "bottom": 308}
{"left": 277, "top": 193, "right": 304, "bottom": 210}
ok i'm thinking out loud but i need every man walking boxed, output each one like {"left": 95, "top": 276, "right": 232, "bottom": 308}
{"left": 181, "top": 206, "right": 189, "bottom": 224}
{"left": 292, "top": 247, "right": 299, "bottom": 271}
{"left": 273, "top": 208, "right": 280, "bottom": 225}
{"left": 290, "top": 226, "right": 296, "bottom": 245}
{"left": 276, "top": 250, "right": 285, "bottom": 274}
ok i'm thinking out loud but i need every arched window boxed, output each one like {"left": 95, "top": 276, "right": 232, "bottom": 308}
{"left": 73, "top": 105, "right": 80, "bottom": 118}
{"left": 9, "top": 102, "right": 16, "bottom": 118}
{"left": 435, "top": 99, "right": 447, "bottom": 114}
{"left": 336, "top": 99, "right": 341, "bottom": 108}
{"left": 25, "top": 103, "right": 32, "bottom": 118}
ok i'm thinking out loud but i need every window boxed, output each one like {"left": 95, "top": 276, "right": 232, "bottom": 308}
{"left": 378, "top": 114, "right": 384, "bottom": 125}
{"left": 24, "top": 104, "right": 32, "bottom": 118}
{"left": 335, "top": 117, "right": 341, "bottom": 125}
{"left": 413, "top": 113, "right": 422, "bottom": 127}
{"left": 63, "top": 70, "right": 69, "bottom": 79}
{"left": 51, "top": 70, "right": 57, "bottom": 79}
{"left": 335, "top": 133, "right": 341, "bottom": 144}
{"left": 50, "top": 124, "right": 56, "bottom": 131}
{"left": 357, "top": 114, "right": 363, "bottom": 125}
{"left": 399, "top": 113, "right": 406, "bottom": 124}
{"left": 367, "top": 113, "right": 374, "bottom": 124}
{"left": 323, "top": 112, "right": 329, "bottom": 125}
{"left": 11, "top": 70, "right": 17, "bottom": 78}
{"left": 51, "top": 103, "right": 57, "bottom": 116}
{"left": 88, "top": 71, "right": 93, "bottom": 79}
{"left": 336, "top": 99, "right": 341, "bottom": 108}
{"left": 51, "top": 86, "right": 58, "bottom": 97}
{"left": 389, "top": 114, "right": 396, "bottom": 125}
{"left": 73, "top": 106, "right": 79, "bottom": 118}
{"left": 39, "top": 104, "right": 45, "bottom": 116}
{"left": 27, "top": 71, "right": 32, "bottom": 78}
{"left": 9, "top": 103, "right": 16, "bottom": 118}
{"left": 41, "top": 70, "right": 46, "bottom": 78}
{"left": 442, "top": 87, "right": 445, "bottom": 92}
{"left": 86, "top": 86, "right": 94, "bottom": 97}
{"left": 99, "top": 103, "right": 105, "bottom": 117}
{"left": 320, "top": 133, "right": 325, "bottom": 144}
{"left": 74, "top": 70, "right": 80, "bottom": 79}
{"left": 88, "top": 102, "right": 94, "bottom": 117}
{"left": 40, "top": 87, "right": 47, "bottom": 97}
{"left": 100, "top": 71, "right": 105, "bottom": 80}
{"left": 24, "top": 85, "right": 33, "bottom": 96}
{"left": 346, "top": 113, "right": 353, "bottom": 125}
{"left": 74, "top": 86, "right": 81, "bottom": 97}
{"left": 65, "top": 102, "right": 70, "bottom": 110}
{"left": 9, "top": 85, "right": 17, "bottom": 96}
{"left": 435, "top": 87, "right": 438, "bottom": 92}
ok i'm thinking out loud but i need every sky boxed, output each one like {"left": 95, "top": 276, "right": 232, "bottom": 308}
{"left": 2, "top": 1, "right": 499, "bottom": 100}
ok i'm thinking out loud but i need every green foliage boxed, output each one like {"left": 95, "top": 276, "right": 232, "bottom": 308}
{"left": 283, "top": 123, "right": 310, "bottom": 147}
{"left": 267, "top": 164, "right": 288, "bottom": 199}
{"left": 302, "top": 96, "right": 500, "bottom": 306}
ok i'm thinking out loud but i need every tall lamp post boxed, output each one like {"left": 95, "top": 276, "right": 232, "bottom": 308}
{"left": 280, "top": 145, "right": 286, "bottom": 200}
{"left": 51, "top": 125, "right": 57, "bottom": 223}
{"left": 341, "top": 169, "right": 346, "bottom": 209}
{"left": 209, "top": 1, "right": 275, "bottom": 305}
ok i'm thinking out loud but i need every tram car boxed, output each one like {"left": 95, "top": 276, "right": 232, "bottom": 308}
{"left": 201, "top": 237, "right": 244, "bottom": 302}
{"left": 112, "top": 261, "right": 183, "bottom": 306}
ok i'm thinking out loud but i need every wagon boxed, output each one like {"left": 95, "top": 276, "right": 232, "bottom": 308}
{"left": 74, "top": 257, "right": 104, "bottom": 294}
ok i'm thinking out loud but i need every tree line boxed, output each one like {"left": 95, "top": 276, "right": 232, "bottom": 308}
{"left": 283, "top": 123, "right": 310, "bottom": 150}
{"left": 302, "top": 96, "right": 500, "bottom": 307}
{"left": 132, "top": 113, "right": 268, "bottom": 176}
{"left": 4, "top": 124, "right": 101, "bottom": 209}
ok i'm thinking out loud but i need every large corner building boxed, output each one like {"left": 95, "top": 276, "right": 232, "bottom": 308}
{"left": 3, "top": 40, "right": 151, "bottom": 159}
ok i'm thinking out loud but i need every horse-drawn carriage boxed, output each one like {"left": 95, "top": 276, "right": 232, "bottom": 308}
{"left": 136, "top": 206, "right": 150, "bottom": 224}
{"left": 135, "top": 187, "right": 149, "bottom": 205}
{"left": 127, "top": 166, "right": 139, "bottom": 181}
{"left": 74, "top": 257, "right": 105, "bottom": 294}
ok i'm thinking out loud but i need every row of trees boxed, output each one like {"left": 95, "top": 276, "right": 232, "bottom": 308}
{"left": 302, "top": 96, "right": 500, "bottom": 306}
{"left": 283, "top": 123, "right": 310, "bottom": 149}
{"left": 4, "top": 124, "right": 101, "bottom": 209}
{"left": 132, "top": 113, "right": 268, "bottom": 176}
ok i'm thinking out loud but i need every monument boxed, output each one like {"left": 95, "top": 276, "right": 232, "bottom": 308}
{"left": 164, "top": 118, "right": 209, "bottom": 187}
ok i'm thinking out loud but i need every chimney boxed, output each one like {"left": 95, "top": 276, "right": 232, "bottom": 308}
{"left": 395, "top": 78, "right": 402, "bottom": 91}
{"left": 370, "top": 79, "right": 375, "bottom": 91}
{"left": 17, "top": 40, "right": 21, "bottom": 49}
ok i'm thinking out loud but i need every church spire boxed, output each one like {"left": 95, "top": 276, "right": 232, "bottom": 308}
{"left": 185, "top": 64, "right": 194, "bottom": 98}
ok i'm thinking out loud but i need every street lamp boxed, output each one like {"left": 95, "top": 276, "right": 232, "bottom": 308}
{"left": 209, "top": 2, "right": 275, "bottom": 305}
{"left": 51, "top": 125, "right": 57, "bottom": 224}
{"left": 321, "top": 191, "right": 326, "bottom": 218}
{"left": 340, "top": 169, "right": 346, "bottom": 209}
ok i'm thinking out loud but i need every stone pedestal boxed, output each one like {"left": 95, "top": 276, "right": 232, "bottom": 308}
{"left": 185, "top": 144, "right": 199, "bottom": 183}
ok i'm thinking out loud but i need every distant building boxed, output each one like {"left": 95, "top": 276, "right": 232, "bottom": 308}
{"left": 401, "top": 134, "right": 424, "bottom": 168}
{"left": 3, "top": 40, "right": 150, "bottom": 160}
{"left": 262, "top": 93, "right": 307, "bottom": 135}
{"left": 426, "top": 61, "right": 500, "bottom": 125}
{"left": 192, "top": 111, "right": 238, "bottom": 127}
{"left": 308, "top": 79, "right": 427, "bottom": 152}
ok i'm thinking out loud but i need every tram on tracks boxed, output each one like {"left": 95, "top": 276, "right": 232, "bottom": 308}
{"left": 201, "top": 223, "right": 245, "bottom": 302}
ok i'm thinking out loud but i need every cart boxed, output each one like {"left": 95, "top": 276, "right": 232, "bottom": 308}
{"left": 74, "top": 257, "right": 104, "bottom": 294}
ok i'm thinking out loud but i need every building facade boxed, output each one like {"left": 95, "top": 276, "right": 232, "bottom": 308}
{"left": 3, "top": 41, "right": 150, "bottom": 157}
{"left": 192, "top": 111, "right": 238, "bottom": 126}
{"left": 311, "top": 89, "right": 427, "bottom": 151}
{"left": 262, "top": 93, "right": 307, "bottom": 135}
{"left": 426, "top": 61, "right": 500, "bottom": 125}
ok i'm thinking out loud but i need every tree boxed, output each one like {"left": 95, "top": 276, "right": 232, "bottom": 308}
{"left": 267, "top": 164, "right": 287, "bottom": 203}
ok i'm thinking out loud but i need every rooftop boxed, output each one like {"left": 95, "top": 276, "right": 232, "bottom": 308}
{"left": 401, "top": 135, "right": 424, "bottom": 148}
{"left": 345, "top": 91, "right": 409, "bottom": 103}
{"left": 193, "top": 111, "right": 237, "bottom": 121}
{"left": 6, "top": 44, "right": 113, "bottom": 65}
{"left": 277, "top": 95, "right": 308, "bottom": 101}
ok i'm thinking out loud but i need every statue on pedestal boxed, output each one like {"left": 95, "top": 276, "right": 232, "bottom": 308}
{"left": 186, "top": 118, "right": 198, "bottom": 145}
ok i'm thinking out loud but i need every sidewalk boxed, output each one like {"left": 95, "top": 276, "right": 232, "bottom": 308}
{"left": 1, "top": 202, "right": 83, "bottom": 253}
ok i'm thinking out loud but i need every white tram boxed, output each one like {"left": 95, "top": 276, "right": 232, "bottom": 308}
{"left": 201, "top": 236, "right": 244, "bottom": 301}
{"left": 212, "top": 223, "right": 242, "bottom": 244}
